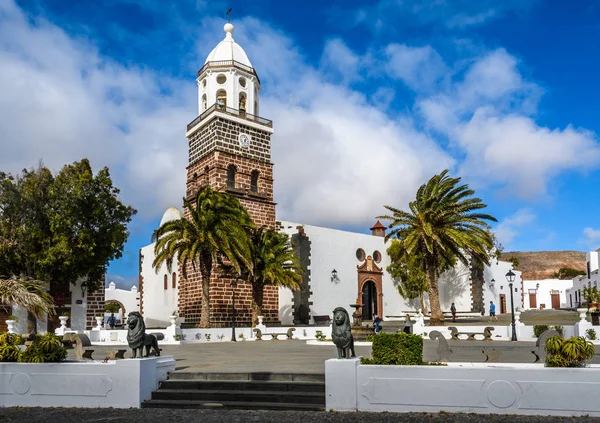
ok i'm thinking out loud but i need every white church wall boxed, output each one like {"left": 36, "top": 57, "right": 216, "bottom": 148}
{"left": 437, "top": 261, "right": 472, "bottom": 312}
{"left": 140, "top": 243, "right": 179, "bottom": 328}
{"left": 278, "top": 222, "right": 406, "bottom": 322}
{"left": 70, "top": 279, "right": 87, "bottom": 331}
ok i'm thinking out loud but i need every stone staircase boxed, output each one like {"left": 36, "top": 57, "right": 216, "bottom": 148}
{"left": 142, "top": 372, "right": 325, "bottom": 411}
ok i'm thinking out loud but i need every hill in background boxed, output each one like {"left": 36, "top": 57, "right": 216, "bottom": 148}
{"left": 501, "top": 251, "right": 586, "bottom": 280}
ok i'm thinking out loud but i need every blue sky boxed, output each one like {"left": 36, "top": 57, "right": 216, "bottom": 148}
{"left": 2, "top": 0, "right": 600, "bottom": 288}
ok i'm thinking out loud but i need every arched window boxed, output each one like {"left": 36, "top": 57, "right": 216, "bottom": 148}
{"left": 217, "top": 89, "right": 227, "bottom": 108}
{"left": 239, "top": 92, "right": 247, "bottom": 112}
{"left": 172, "top": 272, "right": 177, "bottom": 289}
{"left": 163, "top": 275, "right": 168, "bottom": 290}
{"left": 254, "top": 101, "right": 258, "bottom": 116}
{"left": 250, "top": 170, "right": 259, "bottom": 192}
{"left": 227, "top": 165, "right": 236, "bottom": 189}
{"left": 202, "top": 94, "right": 207, "bottom": 111}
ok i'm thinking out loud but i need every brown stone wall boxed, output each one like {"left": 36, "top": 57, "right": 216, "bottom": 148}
{"left": 179, "top": 114, "right": 278, "bottom": 327}
{"left": 85, "top": 289, "right": 105, "bottom": 330}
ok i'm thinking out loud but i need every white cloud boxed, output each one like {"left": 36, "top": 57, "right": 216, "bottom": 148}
{"left": 581, "top": 227, "right": 600, "bottom": 249}
{"left": 384, "top": 44, "right": 448, "bottom": 92}
{"left": 494, "top": 208, "right": 536, "bottom": 248}
{"left": 418, "top": 49, "right": 600, "bottom": 199}
{"left": 0, "top": 0, "right": 191, "bottom": 218}
{"left": 320, "top": 38, "right": 361, "bottom": 84}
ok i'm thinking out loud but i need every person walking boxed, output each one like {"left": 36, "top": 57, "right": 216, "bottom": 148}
{"left": 450, "top": 303, "right": 457, "bottom": 322}
{"left": 489, "top": 301, "right": 498, "bottom": 321}
{"left": 374, "top": 314, "right": 383, "bottom": 334}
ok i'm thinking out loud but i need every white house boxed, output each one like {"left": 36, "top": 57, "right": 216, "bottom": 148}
{"left": 567, "top": 248, "right": 600, "bottom": 308}
{"left": 522, "top": 279, "right": 573, "bottom": 310}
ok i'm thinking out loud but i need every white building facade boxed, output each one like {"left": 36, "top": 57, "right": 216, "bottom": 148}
{"left": 139, "top": 208, "right": 182, "bottom": 328}
{"left": 522, "top": 279, "right": 573, "bottom": 310}
{"left": 567, "top": 248, "right": 600, "bottom": 308}
{"left": 104, "top": 281, "right": 140, "bottom": 325}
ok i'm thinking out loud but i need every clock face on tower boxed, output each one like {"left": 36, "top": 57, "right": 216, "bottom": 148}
{"left": 239, "top": 133, "right": 251, "bottom": 148}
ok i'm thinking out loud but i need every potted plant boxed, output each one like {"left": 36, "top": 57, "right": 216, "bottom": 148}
{"left": 583, "top": 287, "right": 600, "bottom": 309}
{"left": 59, "top": 311, "right": 70, "bottom": 326}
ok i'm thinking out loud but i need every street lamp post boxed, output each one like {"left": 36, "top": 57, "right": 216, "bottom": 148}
{"left": 506, "top": 269, "right": 518, "bottom": 341}
{"left": 231, "top": 278, "right": 238, "bottom": 342}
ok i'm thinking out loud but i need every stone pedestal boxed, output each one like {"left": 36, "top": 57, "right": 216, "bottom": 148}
{"left": 93, "top": 316, "right": 103, "bottom": 331}
{"left": 325, "top": 358, "right": 359, "bottom": 411}
{"left": 54, "top": 316, "right": 71, "bottom": 336}
{"left": 5, "top": 320, "right": 16, "bottom": 334}
{"left": 166, "top": 316, "right": 181, "bottom": 341}
{"left": 255, "top": 315, "right": 267, "bottom": 335}
{"left": 575, "top": 308, "right": 593, "bottom": 337}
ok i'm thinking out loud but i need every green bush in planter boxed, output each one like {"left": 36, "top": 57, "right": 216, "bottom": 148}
{"left": 0, "top": 333, "right": 23, "bottom": 362}
{"left": 533, "top": 325, "right": 550, "bottom": 338}
{"left": 361, "top": 332, "right": 423, "bottom": 365}
{"left": 545, "top": 336, "right": 595, "bottom": 368}
{"left": 19, "top": 333, "right": 67, "bottom": 363}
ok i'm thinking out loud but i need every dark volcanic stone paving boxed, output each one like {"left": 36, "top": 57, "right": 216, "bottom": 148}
{"left": 2, "top": 409, "right": 600, "bottom": 423}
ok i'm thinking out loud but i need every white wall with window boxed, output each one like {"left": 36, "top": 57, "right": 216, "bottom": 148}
{"left": 522, "top": 279, "right": 572, "bottom": 310}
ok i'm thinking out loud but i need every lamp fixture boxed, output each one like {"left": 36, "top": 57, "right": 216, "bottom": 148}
{"left": 331, "top": 269, "right": 340, "bottom": 283}
{"left": 505, "top": 269, "right": 516, "bottom": 283}
{"left": 490, "top": 278, "right": 495, "bottom": 286}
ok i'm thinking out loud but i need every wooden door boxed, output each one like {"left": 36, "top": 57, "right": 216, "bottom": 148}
{"left": 529, "top": 292, "right": 537, "bottom": 309}
{"left": 551, "top": 293, "right": 560, "bottom": 309}
{"left": 499, "top": 294, "right": 507, "bottom": 314}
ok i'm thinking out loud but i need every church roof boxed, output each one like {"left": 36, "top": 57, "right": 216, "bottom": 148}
{"left": 370, "top": 220, "right": 386, "bottom": 230}
{"left": 160, "top": 207, "right": 183, "bottom": 227}
{"left": 204, "top": 23, "right": 253, "bottom": 68}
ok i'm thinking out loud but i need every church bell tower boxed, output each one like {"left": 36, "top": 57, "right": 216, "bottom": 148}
{"left": 180, "top": 21, "right": 278, "bottom": 327}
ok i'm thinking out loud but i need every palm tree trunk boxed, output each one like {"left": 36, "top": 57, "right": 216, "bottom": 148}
{"left": 419, "top": 295, "right": 428, "bottom": 315}
{"left": 199, "top": 257, "right": 212, "bottom": 328}
{"left": 251, "top": 283, "right": 264, "bottom": 327}
{"left": 426, "top": 258, "right": 444, "bottom": 325}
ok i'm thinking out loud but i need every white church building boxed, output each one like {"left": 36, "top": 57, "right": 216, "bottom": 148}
{"left": 138, "top": 21, "right": 524, "bottom": 328}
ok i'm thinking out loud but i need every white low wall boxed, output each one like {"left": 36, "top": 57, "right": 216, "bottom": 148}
{"left": 0, "top": 356, "right": 175, "bottom": 408}
{"left": 326, "top": 359, "right": 600, "bottom": 416}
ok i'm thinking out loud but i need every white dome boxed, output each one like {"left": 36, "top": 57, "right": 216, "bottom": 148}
{"left": 160, "top": 207, "right": 183, "bottom": 227}
{"left": 204, "top": 23, "right": 253, "bottom": 68}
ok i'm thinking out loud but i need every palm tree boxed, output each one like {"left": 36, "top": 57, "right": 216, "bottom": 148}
{"left": 152, "top": 187, "right": 253, "bottom": 328}
{"left": 0, "top": 276, "right": 55, "bottom": 318}
{"left": 238, "top": 227, "right": 302, "bottom": 326}
{"left": 379, "top": 169, "right": 497, "bottom": 325}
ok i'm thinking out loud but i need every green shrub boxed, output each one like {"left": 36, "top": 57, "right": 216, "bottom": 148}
{"left": 0, "top": 333, "right": 24, "bottom": 362}
{"left": 19, "top": 333, "right": 67, "bottom": 363}
{"left": 587, "top": 328, "right": 597, "bottom": 340}
{"left": 315, "top": 330, "right": 326, "bottom": 342}
{"left": 545, "top": 336, "right": 595, "bottom": 368}
{"left": 361, "top": 332, "right": 423, "bottom": 365}
{"left": 533, "top": 325, "right": 550, "bottom": 338}
{"left": 554, "top": 325, "right": 564, "bottom": 338}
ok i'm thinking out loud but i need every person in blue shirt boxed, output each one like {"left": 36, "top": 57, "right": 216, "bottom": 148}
{"left": 374, "top": 315, "right": 383, "bottom": 334}
{"left": 489, "top": 301, "right": 498, "bottom": 321}
{"left": 107, "top": 313, "right": 117, "bottom": 329}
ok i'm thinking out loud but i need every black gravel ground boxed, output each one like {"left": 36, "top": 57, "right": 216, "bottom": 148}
{"left": 2, "top": 409, "right": 600, "bottom": 423}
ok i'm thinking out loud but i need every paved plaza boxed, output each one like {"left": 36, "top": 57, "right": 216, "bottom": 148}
{"left": 3, "top": 408, "right": 600, "bottom": 422}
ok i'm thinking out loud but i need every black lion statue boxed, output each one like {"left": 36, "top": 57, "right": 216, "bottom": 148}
{"left": 331, "top": 307, "right": 355, "bottom": 359}
{"left": 126, "top": 311, "right": 160, "bottom": 358}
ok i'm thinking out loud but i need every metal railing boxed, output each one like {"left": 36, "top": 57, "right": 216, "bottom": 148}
{"left": 198, "top": 60, "right": 260, "bottom": 83}
{"left": 187, "top": 103, "right": 272, "bottom": 131}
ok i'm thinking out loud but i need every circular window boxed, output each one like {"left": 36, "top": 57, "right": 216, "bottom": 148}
{"left": 356, "top": 248, "right": 366, "bottom": 261}
{"left": 239, "top": 77, "right": 247, "bottom": 88}
{"left": 373, "top": 251, "right": 382, "bottom": 263}
{"left": 217, "top": 74, "right": 227, "bottom": 84}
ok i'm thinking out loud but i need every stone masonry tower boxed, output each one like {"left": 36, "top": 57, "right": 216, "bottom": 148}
{"left": 180, "top": 21, "right": 278, "bottom": 327}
